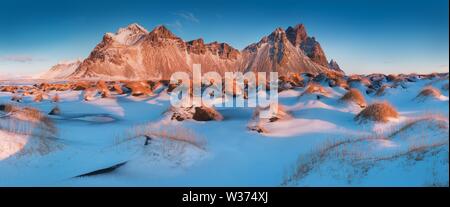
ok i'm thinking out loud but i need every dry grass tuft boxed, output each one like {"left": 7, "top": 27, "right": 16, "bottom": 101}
{"left": 375, "top": 85, "right": 389, "bottom": 96}
{"left": 283, "top": 115, "right": 449, "bottom": 186}
{"left": 300, "top": 83, "right": 328, "bottom": 97}
{"left": 252, "top": 103, "right": 291, "bottom": 122}
{"left": 124, "top": 81, "right": 152, "bottom": 96}
{"left": 0, "top": 103, "right": 15, "bottom": 113}
{"left": 52, "top": 94, "right": 60, "bottom": 102}
{"left": 169, "top": 105, "right": 223, "bottom": 122}
{"left": 415, "top": 86, "right": 441, "bottom": 100}
{"left": 119, "top": 123, "right": 205, "bottom": 150}
{"left": 112, "top": 83, "right": 124, "bottom": 94}
{"left": 355, "top": 101, "right": 398, "bottom": 123}
{"left": 11, "top": 94, "right": 22, "bottom": 102}
{"left": 0, "top": 104, "right": 59, "bottom": 156}
{"left": 192, "top": 106, "right": 223, "bottom": 121}
{"left": 33, "top": 92, "right": 44, "bottom": 102}
{"left": 48, "top": 106, "right": 61, "bottom": 115}
{"left": 71, "top": 81, "right": 91, "bottom": 91}
{"left": 387, "top": 74, "right": 401, "bottom": 82}
{"left": 340, "top": 89, "right": 366, "bottom": 108}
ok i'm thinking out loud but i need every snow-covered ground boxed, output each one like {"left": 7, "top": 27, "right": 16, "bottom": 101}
{"left": 0, "top": 76, "right": 448, "bottom": 186}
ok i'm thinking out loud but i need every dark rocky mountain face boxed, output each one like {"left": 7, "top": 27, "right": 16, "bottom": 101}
{"left": 60, "top": 23, "right": 343, "bottom": 80}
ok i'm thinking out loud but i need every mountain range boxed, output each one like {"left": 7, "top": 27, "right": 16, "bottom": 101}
{"left": 41, "top": 23, "right": 343, "bottom": 80}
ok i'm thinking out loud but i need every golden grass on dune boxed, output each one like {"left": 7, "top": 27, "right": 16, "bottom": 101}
{"left": 355, "top": 101, "right": 398, "bottom": 123}
{"left": 52, "top": 94, "right": 60, "bottom": 102}
{"left": 33, "top": 92, "right": 44, "bottom": 102}
{"left": 331, "top": 77, "right": 349, "bottom": 89}
{"left": 340, "top": 88, "right": 366, "bottom": 108}
{"left": 252, "top": 103, "right": 291, "bottom": 122}
{"left": 375, "top": 85, "right": 389, "bottom": 96}
{"left": 118, "top": 123, "right": 205, "bottom": 150}
{"left": 112, "top": 83, "right": 124, "bottom": 94}
{"left": 124, "top": 81, "right": 152, "bottom": 96}
{"left": 192, "top": 106, "right": 224, "bottom": 121}
{"left": 416, "top": 86, "right": 441, "bottom": 100}
{"left": 302, "top": 83, "right": 328, "bottom": 96}
{"left": 71, "top": 81, "right": 91, "bottom": 91}
{"left": 0, "top": 103, "right": 15, "bottom": 113}
{"left": 0, "top": 104, "right": 57, "bottom": 136}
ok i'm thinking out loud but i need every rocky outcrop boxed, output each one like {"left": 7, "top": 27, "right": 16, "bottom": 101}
{"left": 59, "top": 23, "right": 343, "bottom": 79}
{"left": 286, "top": 24, "right": 329, "bottom": 68}
{"left": 242, "top": 27, "right": 330, "bottom": 74}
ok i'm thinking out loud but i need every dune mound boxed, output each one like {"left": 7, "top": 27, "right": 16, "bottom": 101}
{"left": 169, "top": 105, "right": 223, "bottom": 121}
{"left": 415, "top": 86, "right": 441, "bottom": 101}
{"left": 375, "top": 85, "right": 389, "bottom": 96}
{"left": 355, "top": 102, "right": 398, "bottom": 123}
{"left": 300, "top": 83, "right": 328, "bottom": 98}
{"left": 124, "top": 81, "right": 152, "bottom": 96}
{"left": 340, "top": 88, "right": 366, "bottom": 108}
{"left": 48, "top": 106, "right": 61, "bottom": 115}
{"left": 253, "top": 104, "right": 291, "bottom": 123}
{"left": 71, "top": 81, "right": 91, "bottom": 91}
{"left": 248, "top": 104, "right": 291, "bottom": 134}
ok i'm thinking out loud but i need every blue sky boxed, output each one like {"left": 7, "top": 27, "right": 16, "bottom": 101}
{"left": 0, "top": 0, "right": 448, "bottom": 76}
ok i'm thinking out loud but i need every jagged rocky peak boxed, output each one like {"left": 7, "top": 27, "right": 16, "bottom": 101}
{"left": 113, "top": 23, "right": 148, "bottom": 36}
{"left": 300, "top": 36, "right": 328, "bottom": 67}
{"left": 63, "top": 22, "right": 342, "bottom": 79}
{"left": 328, "top": 59, "right": 342, "bottom": 72}
{"left": 268, "top": 27, "right": 288, "bottom": 42}
{"left": 285, "top": 24, "right": 308, "bottom": 46}
{"left": 123, "top": 23, "right": 148, "bottom": 33}
{"left": 187, "top": 38, "right": 207, "bottom": 55}
{"left": 285, "top": 24, "right": 330, "bottom": 68}
{"left": 187, "top": 39, "right": 240, "bottom": 59}
{"left": 244, "top": 27, "right": 289, "bottom": 52}
{"left": 148, "top": 25, "right": 179, "bottom": 39}
{"left": 207, "top": 41, "right": 240, "bottom": 60}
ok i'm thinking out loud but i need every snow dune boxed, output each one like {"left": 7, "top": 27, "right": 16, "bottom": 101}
{"left": 0, "top": 76, "right": 448, "bottom": 186}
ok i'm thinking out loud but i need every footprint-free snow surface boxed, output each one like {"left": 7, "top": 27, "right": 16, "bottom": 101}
{"left": 0, "top": 76, "right": 448, "bottom": 186}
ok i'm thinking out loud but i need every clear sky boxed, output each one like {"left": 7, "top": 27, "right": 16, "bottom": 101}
{"left": 0, "top": 0, "right": 448, "bottom": 76}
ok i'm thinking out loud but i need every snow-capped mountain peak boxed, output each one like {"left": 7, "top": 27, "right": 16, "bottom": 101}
{"left": 106, "top": 23, "right": 148, "bottom": 45}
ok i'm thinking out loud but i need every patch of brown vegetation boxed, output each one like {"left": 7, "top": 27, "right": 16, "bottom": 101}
{"left": 252, "top": 103, "right": 291, "bottom": 122}
{"left": 83, "top": 87, "right": 97, "bottom": 101}
{"left": 52, "top": 94, "right": 60, "bottom": 102}
{"left": 72, "top": 81, "right": 91, "bottom": 91}
{"left": 1, "top": 85, "right": 16, "bottom": 93}
{"left": 415, "top": 86, "right": 441, "bottom": 100}
{"left": 355, "top": 101, "right": 398, "bottom": 123}
{"left": 0, "top": 103, "right": 15, "bottom": 113}
{"left": 48, "top": 106, "right": 61, "bottom": 115}
{"left": 386, "top": 74, "right": 402, "bottom": 82}
{"left": 192, "top": 106, "right": 223, "bottom": 121}
{"left": 11, "top": 94, "right": 22, "bottom": 102}
{"left": 124, "top": 81, "right": 152, "bottom": 96}
{"left": 120, "top": 123, "right": 205, "bottom": 150}
{"left": 301, "top": 83, "right": 328, "bottom": 97}
{"left": 340, "top": 89, "right": 366, "bottom": 108}
{"left": 375, "top": 85, "right": 389, "bottom": 96}
{"left": 347, "top": 75, "right": 371, "bottom": 87}
{"left": 33, "top": 92, "right": 44, "bottom": 102}
{"left": 330, "top": 77, "right": 349, "bottom": 89}
{"left": 111, "top": 83, "right": 124, "bottom": 94}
